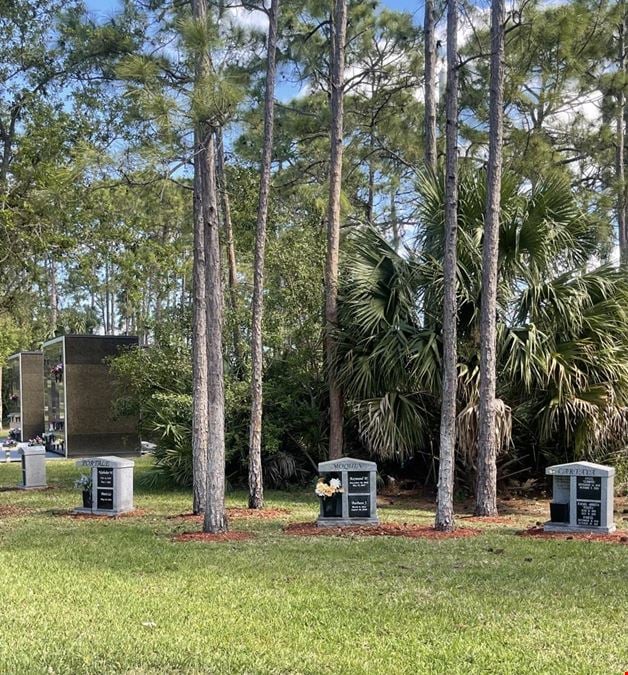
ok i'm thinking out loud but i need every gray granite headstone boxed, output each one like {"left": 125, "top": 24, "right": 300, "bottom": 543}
{"left": 18, "top": 445, "right": 47, "bottom": 489}
{"left": 316, "top": 457, "right": 378, "bottom": 527}
{"left": 545, "top": 461, "right": 615, "bottom": 534}
{"left": 74, "top": 456, "right": 134, "bottom": 516}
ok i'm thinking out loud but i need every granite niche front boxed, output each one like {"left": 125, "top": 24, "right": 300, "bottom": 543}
{"left": 5, "top": 352, "right": 44, "bottom": 443}
{"left": 42, "top": 335, "right": 140, "bottom": 457}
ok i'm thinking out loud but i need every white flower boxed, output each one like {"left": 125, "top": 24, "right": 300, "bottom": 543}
{"left": 314, "top": 481, "right": 327, "bottom": 497}
{"left": 329, "top": 478, "right": 341, "bottom": 489}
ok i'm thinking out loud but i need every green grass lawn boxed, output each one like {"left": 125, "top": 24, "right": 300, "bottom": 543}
{"left": 0, "top": 458, "right": 626, "bottom": 675}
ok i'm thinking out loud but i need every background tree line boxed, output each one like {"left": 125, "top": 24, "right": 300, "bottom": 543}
{"left": 2, "top": 0, "right": 628, "bottom": 532}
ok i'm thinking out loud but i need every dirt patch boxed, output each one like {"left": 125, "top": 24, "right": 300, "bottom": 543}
{"left": 283, "top": 521, "right": 481, "bottom": 539}
{"left": 0, "top": 504, "right": 32, "bottom": 517}
{"left": 459, "top": 515, "right": 515, "bottom": 524}
{"left": 227, "top": 507, "right": 290, "bottom": 519}
{"left": 375, "top": 494, "right": 552, "bottom": 519}
{"left": 169, "top": 507, "right": 291, "bottom": 522}
{"left": 172, "top": 530, "right": 254, "bottom": 543}
{"left": 377, "top": 496, "right": 436, "bottom": 510}
{"left": 519, "top": 526, "right": 628, "bottom": 544}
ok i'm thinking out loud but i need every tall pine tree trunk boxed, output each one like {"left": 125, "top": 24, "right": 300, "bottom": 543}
{"left": 48, "top": 257, "right": 58, "bottom": 336}
{"left": 192, "top": 128, "right": 209, "bottom": 516}
{"left": 105, "top": 263, "right": 111, "bottom": 335}
{"left": 325, "top": 0, "right": 348, "bottom": 460}
{"left": 201, "top": 128, "right": 228, "bottom": 534}
{"left": 248, "top": 0, "right": 280, "bottom": 510}
{"left": 215, "top": 128, "right": 243, "bottom": 369}
{"left": 475, "top": 0, "right": 505, "bottom": 517}
{"left": 435, "top": 0, "right": 459, "bottom": 532}
{"left": 617, "top": 7, "right": 627, "bottom": 265}
{"left": 191, "top": 0, "right": 227, "bottom": 531}
{"left": 424, "top": 0, "right": 437, "bottom": 172}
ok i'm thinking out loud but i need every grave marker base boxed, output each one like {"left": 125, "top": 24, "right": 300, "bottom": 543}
{"left": 316, "top": 516, "right": 379, "bottom": 528}
{"left": 543, "top": 521, "right": 616, "bottom": 535}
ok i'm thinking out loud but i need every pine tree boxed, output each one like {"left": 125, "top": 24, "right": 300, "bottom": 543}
{"left": 435, "top": 0, "right": 459, "bottom": 532}
{"left": 325, "top": 0, "right": 348, "bottom": 460}
{"left": 248, "top": 0, "right": 281, "bottom": 510}
{"left": 475, "top": 0, "right": 506, "bottom": 517}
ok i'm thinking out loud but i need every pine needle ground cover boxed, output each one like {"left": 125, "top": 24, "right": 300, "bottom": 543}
{"left": 0, "top": 458, "right": 626, "bottom": 674}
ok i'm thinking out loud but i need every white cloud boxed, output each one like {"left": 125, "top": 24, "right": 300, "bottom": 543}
{"left": 544, "top": 89, "right": 603, "bottom": 129}
{"left": 224, "top": 5, "right": 269, "bottom": 34}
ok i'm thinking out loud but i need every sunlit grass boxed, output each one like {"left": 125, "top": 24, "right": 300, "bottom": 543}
{"left": 0, "top": 458, "right": 626, "bottom": 674}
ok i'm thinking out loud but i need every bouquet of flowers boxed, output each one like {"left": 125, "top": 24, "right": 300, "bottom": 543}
{"left": 74, "top": 474, "right": 92, "bottom": 492}
{"left": 315, "top": 477, "right": 343, "bottom": 499}
{"left": 9, "top": 394, "right": 18, "bottom": 402}
{"left": 50, "top": 363, "right": 64, "bottom": 381}
{"left": 28, "top": 436, "right": 44, "bottom": 446}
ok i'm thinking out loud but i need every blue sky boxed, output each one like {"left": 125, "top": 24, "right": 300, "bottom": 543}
{"left": 84, "top": 0, "right": 425, "bottom": 104}
{"left": 84, "top": 0, "right": 423, "bottom": 23}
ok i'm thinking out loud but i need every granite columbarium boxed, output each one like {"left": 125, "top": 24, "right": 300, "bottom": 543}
{"left": 316, "top": 457, "right": 379, "bottom": 527}
{"left": 545, "top": 461, "right": 616, "bottom": 534}
{"left": 74, "top": 456, "right": 134, "bottom": 516}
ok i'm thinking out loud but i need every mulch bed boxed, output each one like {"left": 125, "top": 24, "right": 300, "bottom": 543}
{"left": 283, "top": 522, "right": 482, "bottom": 539}
{"left": 519, "top": 526, "right": 628, "bottom": 544}
{"left": 169, "top": 507, "right": 290, "bottom": 522}
{"left": 227, "top": 507, "right": 290, "bottom": 519}
{"left": 172, "top": 531, "right": 254, "bottom": 543}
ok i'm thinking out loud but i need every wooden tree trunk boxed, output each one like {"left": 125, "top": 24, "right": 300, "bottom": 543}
{"left": 248, "top": 0, "right": 280, "bottom": 510}
{"left": 48, "top": 257, "right": 58, "bottom": 336}
{"left": 618, "top": 8, "right": 627, "bottom": 265}
{"left": 105, "top": 262, "right": 111, "bottom": 335}
{"left": 325, "top": 0, "right": 348, "bottom": 460}
{"left": 110, "top": 283, "right": 116, "bottom": 335}
{"left": 390, "top": 188, "right": 400, "bottom": 249}
{"left": 424, "top": 0, "right": 438, "bottom": 172}
{"left": 201, "top": 129, "right": 228, "bottom": 534}
{"left": 191, "top": 0, "right": 227, "bottom": 532}
{"left": 215, "top": 128, "right": 243, "bottom": 369}
{"left": 192, "top": 128, "right": 209, "bottom": 516}
{"left": 435, "top": 0, "right": 459, "bottom": 533}
{"left": 475, "top": 0, "right": 505, "bottom": 518}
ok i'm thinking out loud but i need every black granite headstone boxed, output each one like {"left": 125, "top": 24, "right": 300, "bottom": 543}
{"left": 97, "top": 489, "right": 114, "bottom": 510}
{"left": 98, "top": 467, "right": 114, "bottom": 488}
{"left": 576, "top": 476, "right": 601, "bottom": 501}
{"left": 576, "top": 501, "right": 601, "bottom": 527}
{"left": 347, "top": 471, "right": 370, "bottom": 494}
{"left": 348, "top": 495, "right": 370, "bottom": 517}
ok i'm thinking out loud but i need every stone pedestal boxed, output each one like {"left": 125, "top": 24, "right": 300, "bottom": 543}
{"left": 74, "top": 456, "right": 134, "bottom": 516}
{"left": 544, "top": 461, "right": 615, "bottom": 534}
{"left": 316, "top": 457, "right": 378, "bottom": 527}
{"left": 18, "top": 445, "right": 47, "bottom": 489}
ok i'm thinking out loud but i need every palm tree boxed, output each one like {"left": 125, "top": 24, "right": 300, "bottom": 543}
{"left": 336, "top": 169, "right": 628, "bottom": 481}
